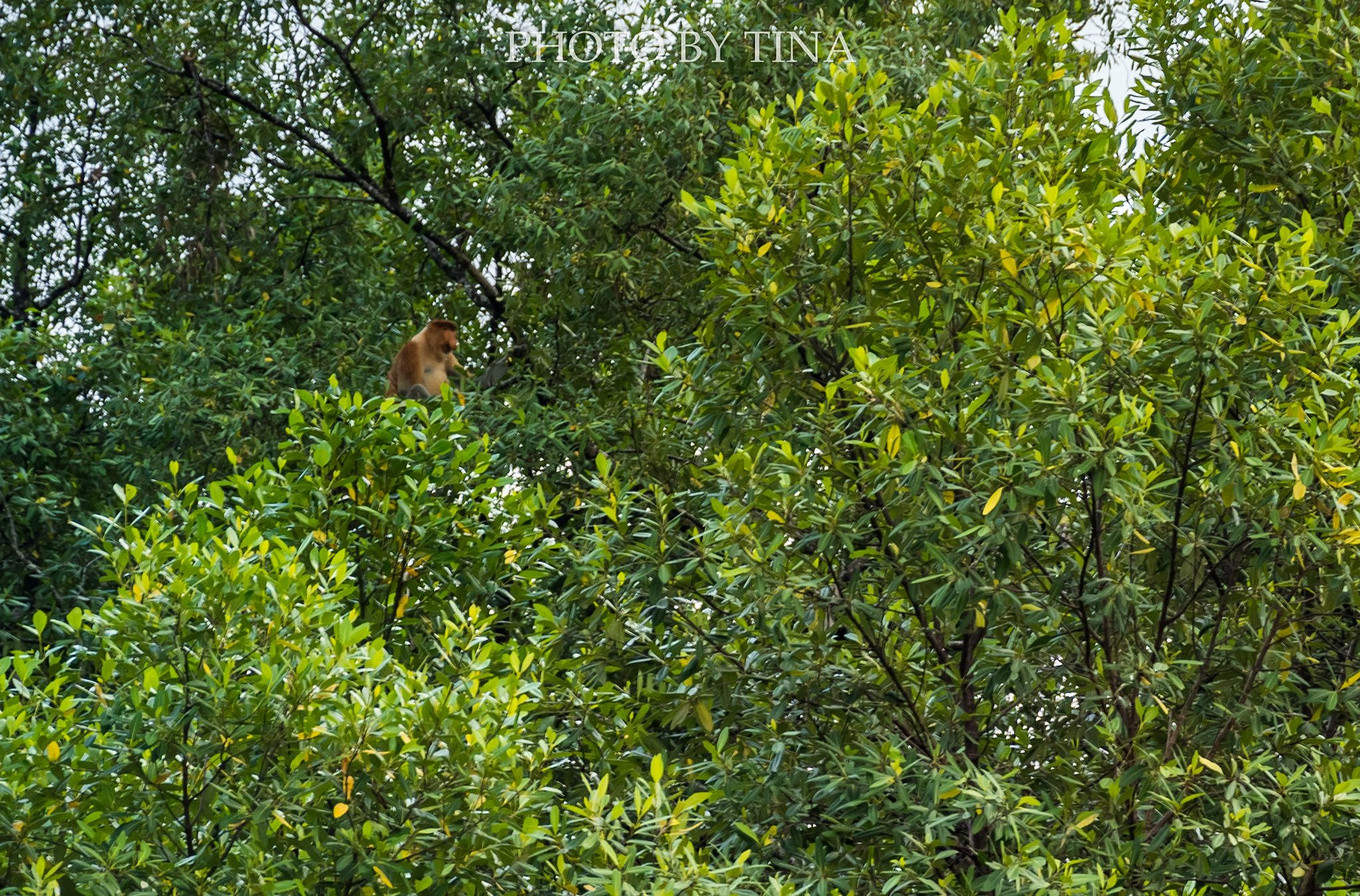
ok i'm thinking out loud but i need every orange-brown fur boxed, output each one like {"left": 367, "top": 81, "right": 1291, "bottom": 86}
{"left": 386, "top": 320, "right": 465, "bottom": 399}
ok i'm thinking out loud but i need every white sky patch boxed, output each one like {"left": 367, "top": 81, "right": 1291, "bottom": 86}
{"left": 1073, "top": 1, "right": 1162, "bottom": 151}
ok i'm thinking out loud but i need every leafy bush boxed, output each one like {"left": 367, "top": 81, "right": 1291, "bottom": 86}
{"left": 0, "top": 392, "right": 778, "bottom": 894}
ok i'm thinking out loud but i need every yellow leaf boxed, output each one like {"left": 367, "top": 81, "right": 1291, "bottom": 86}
{"left": 983, "top": 488, "right": 1004, "bottom": 516}
{"left": 1293, "top": 479, "right": 1306, "bottom": 501}
{"left": 1075, "top": 812, "right": 1098, "bottom": 829}
{"left": 940, "top": 370, "right": 950, "bottom": 390}
{"left": 1038, "top": 297, "right": 1062, "bottom": 326}
{"left": 334, "top": 802, "right": 349, "bottom": 819}
{"left": 766, "top": 509, "right": 785, "bottom": 523}
{"left": 694, "top": 700, "right": 713, "bottom": 733}
{"left": 926, "top": 280, "right": 943, "bottom": 288}
{"left": 974, "top": 606, "right": 986, "bottom": 628}
{"left": 1341, "top": 669, "right": 1360, "bottom": 690}
{"left": 374, "top": 866, "right": 393, "bottom": 887}
{"left": 346, "top": 775, "right": 355, "bottom": 799}
{"left": 757, "top": 242, "right": 772, "bottom": 256}
{"left": 939, "top": 787, "right": 961, "bottom": 800}
{"left": 46, "top": 741, "right": 59, "bottom": 762}
{"left": 1199, "top": 756, "right": 1223, "bottom": 774}
{"left": 886, "top": 425, "right": 902, "bottom": 458}
{"left": 1000, "top": 249, "right": 1018, "bottom": 277}
{"left": 394, "top": 595, "right": 409, "bottom": 619}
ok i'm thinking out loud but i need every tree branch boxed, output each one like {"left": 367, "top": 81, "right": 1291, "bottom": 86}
{"left": 112, "top": 31, "right": 506, "bottom": 316}
{"left": 1154, "top": 371, "right": 1207, "bottom": 653}
{"left": 286, "top": 0, "right": 397, "bottom": 195}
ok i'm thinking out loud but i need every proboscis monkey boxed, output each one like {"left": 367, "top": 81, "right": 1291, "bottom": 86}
{"left": 386, "top": 320, "right": 466, "bottom": 399}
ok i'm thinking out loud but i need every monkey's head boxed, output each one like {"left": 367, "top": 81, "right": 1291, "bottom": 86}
{"left": 427, "top": 320, "right": 459, "bottom": 353}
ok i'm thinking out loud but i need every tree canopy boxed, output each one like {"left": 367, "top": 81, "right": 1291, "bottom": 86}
{"left": 2, "top": 0, "right": 1358, "bottom": 893}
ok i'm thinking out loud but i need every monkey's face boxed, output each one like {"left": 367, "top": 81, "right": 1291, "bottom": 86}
{"left": 440, "top": 331, "right": 458, "bottom": 354}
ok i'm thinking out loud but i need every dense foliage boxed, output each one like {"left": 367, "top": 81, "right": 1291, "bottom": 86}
{"left": 2, "top": 0, "right": 1358, "bottom": 893}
